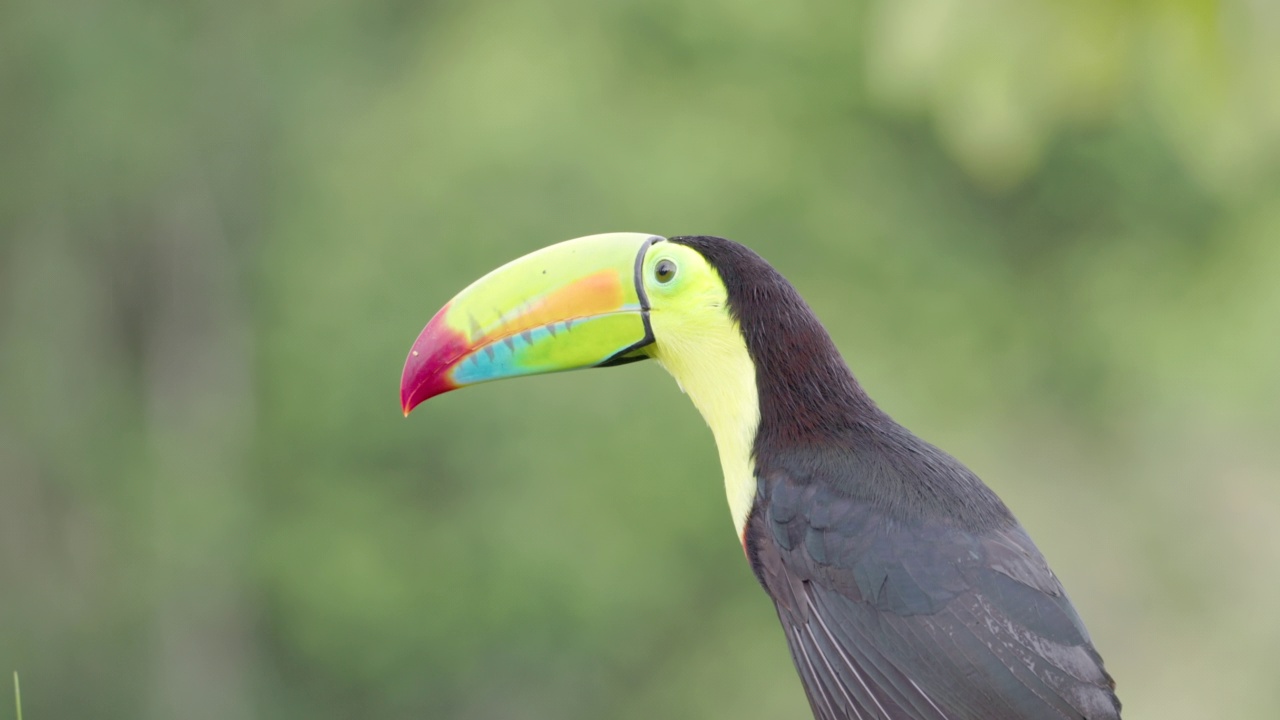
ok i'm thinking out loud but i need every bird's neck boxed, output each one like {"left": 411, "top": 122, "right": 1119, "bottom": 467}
{"left": 731, "top": 280, "right": 882, "bottom": 455}
{"left": 655, "top": 304, "right": 880, "bottom": 541}
{"left": 749, "top": 322, "right": 881, "bottom": 452}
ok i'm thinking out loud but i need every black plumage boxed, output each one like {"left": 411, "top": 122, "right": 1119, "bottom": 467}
{"left": 670, "top": 236, "right": 1121, "bottom": 720}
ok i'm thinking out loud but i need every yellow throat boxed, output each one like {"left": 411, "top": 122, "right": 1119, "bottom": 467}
{"left": 649, "top": 295, "right": 761, "bottom": 540}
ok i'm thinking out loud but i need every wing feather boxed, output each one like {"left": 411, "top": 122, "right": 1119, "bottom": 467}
{"left": 755, "top": 475, "right": 1122, "bottom": 720}
{"left": 787, "top": 622, "right": 851, "bottom": 720}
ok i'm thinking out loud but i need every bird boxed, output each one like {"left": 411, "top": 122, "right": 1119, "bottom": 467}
{"left": 400, "top": 233, "right": 1121, "bottom": 720}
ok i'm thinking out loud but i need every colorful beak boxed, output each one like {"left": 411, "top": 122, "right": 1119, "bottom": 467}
{"left": 400, "top": 233, "right": 665, "bottom": 415}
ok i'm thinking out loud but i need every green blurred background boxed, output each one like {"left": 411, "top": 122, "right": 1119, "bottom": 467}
{"left": 3, "top": 1, "right": 1279, "bottom": 718}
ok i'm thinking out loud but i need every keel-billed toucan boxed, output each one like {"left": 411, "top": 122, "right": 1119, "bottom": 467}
{"left": 401, "top": 233, "right": 1121, "bottom": 720}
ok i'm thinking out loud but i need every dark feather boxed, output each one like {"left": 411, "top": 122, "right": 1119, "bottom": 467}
{"left": 753, "top": 476, "right": 1119, "bottom": 719}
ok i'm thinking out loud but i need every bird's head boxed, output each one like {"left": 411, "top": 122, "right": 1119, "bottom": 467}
{"left": 401, "top": 233, "right": 752, "bottom": 414}
{"left": 401, "top": 233, "right": 767, "bottom": 532}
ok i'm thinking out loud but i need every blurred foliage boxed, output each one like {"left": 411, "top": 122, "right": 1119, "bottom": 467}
{"left": 2, "top": 1, "right": 1279, "bottom": 718}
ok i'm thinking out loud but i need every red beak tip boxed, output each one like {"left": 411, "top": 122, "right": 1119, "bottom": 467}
{"left": 399, "top": 382, "right": 417, "bottom": 417}
{"left": 400, "top": 388, "right": 420, "bottom": 417}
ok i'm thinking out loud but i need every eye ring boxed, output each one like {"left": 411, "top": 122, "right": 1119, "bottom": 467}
{"left": 654, "top": 258, "right": 678, "bottom": 284}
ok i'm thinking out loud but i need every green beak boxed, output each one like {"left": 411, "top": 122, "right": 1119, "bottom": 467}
{"left": 400, "top": 233, "right": 665, "bottom": 414}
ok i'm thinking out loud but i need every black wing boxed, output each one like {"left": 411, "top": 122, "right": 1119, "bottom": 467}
{"left": 751, "top": 477, "right": 1121, "bottom": 720}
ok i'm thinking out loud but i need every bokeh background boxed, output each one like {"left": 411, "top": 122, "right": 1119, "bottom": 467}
{"left": 3, "top": 1, "right": 1279, "bottom": 718}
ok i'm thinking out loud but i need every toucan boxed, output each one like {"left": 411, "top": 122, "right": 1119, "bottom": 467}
{"left": 400, "top": 233, "right": 1121, "bottom": 720}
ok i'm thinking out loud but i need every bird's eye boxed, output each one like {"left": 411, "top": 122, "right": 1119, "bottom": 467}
{"left": 654, "top": 259, "right": 678, "bottom": 284}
